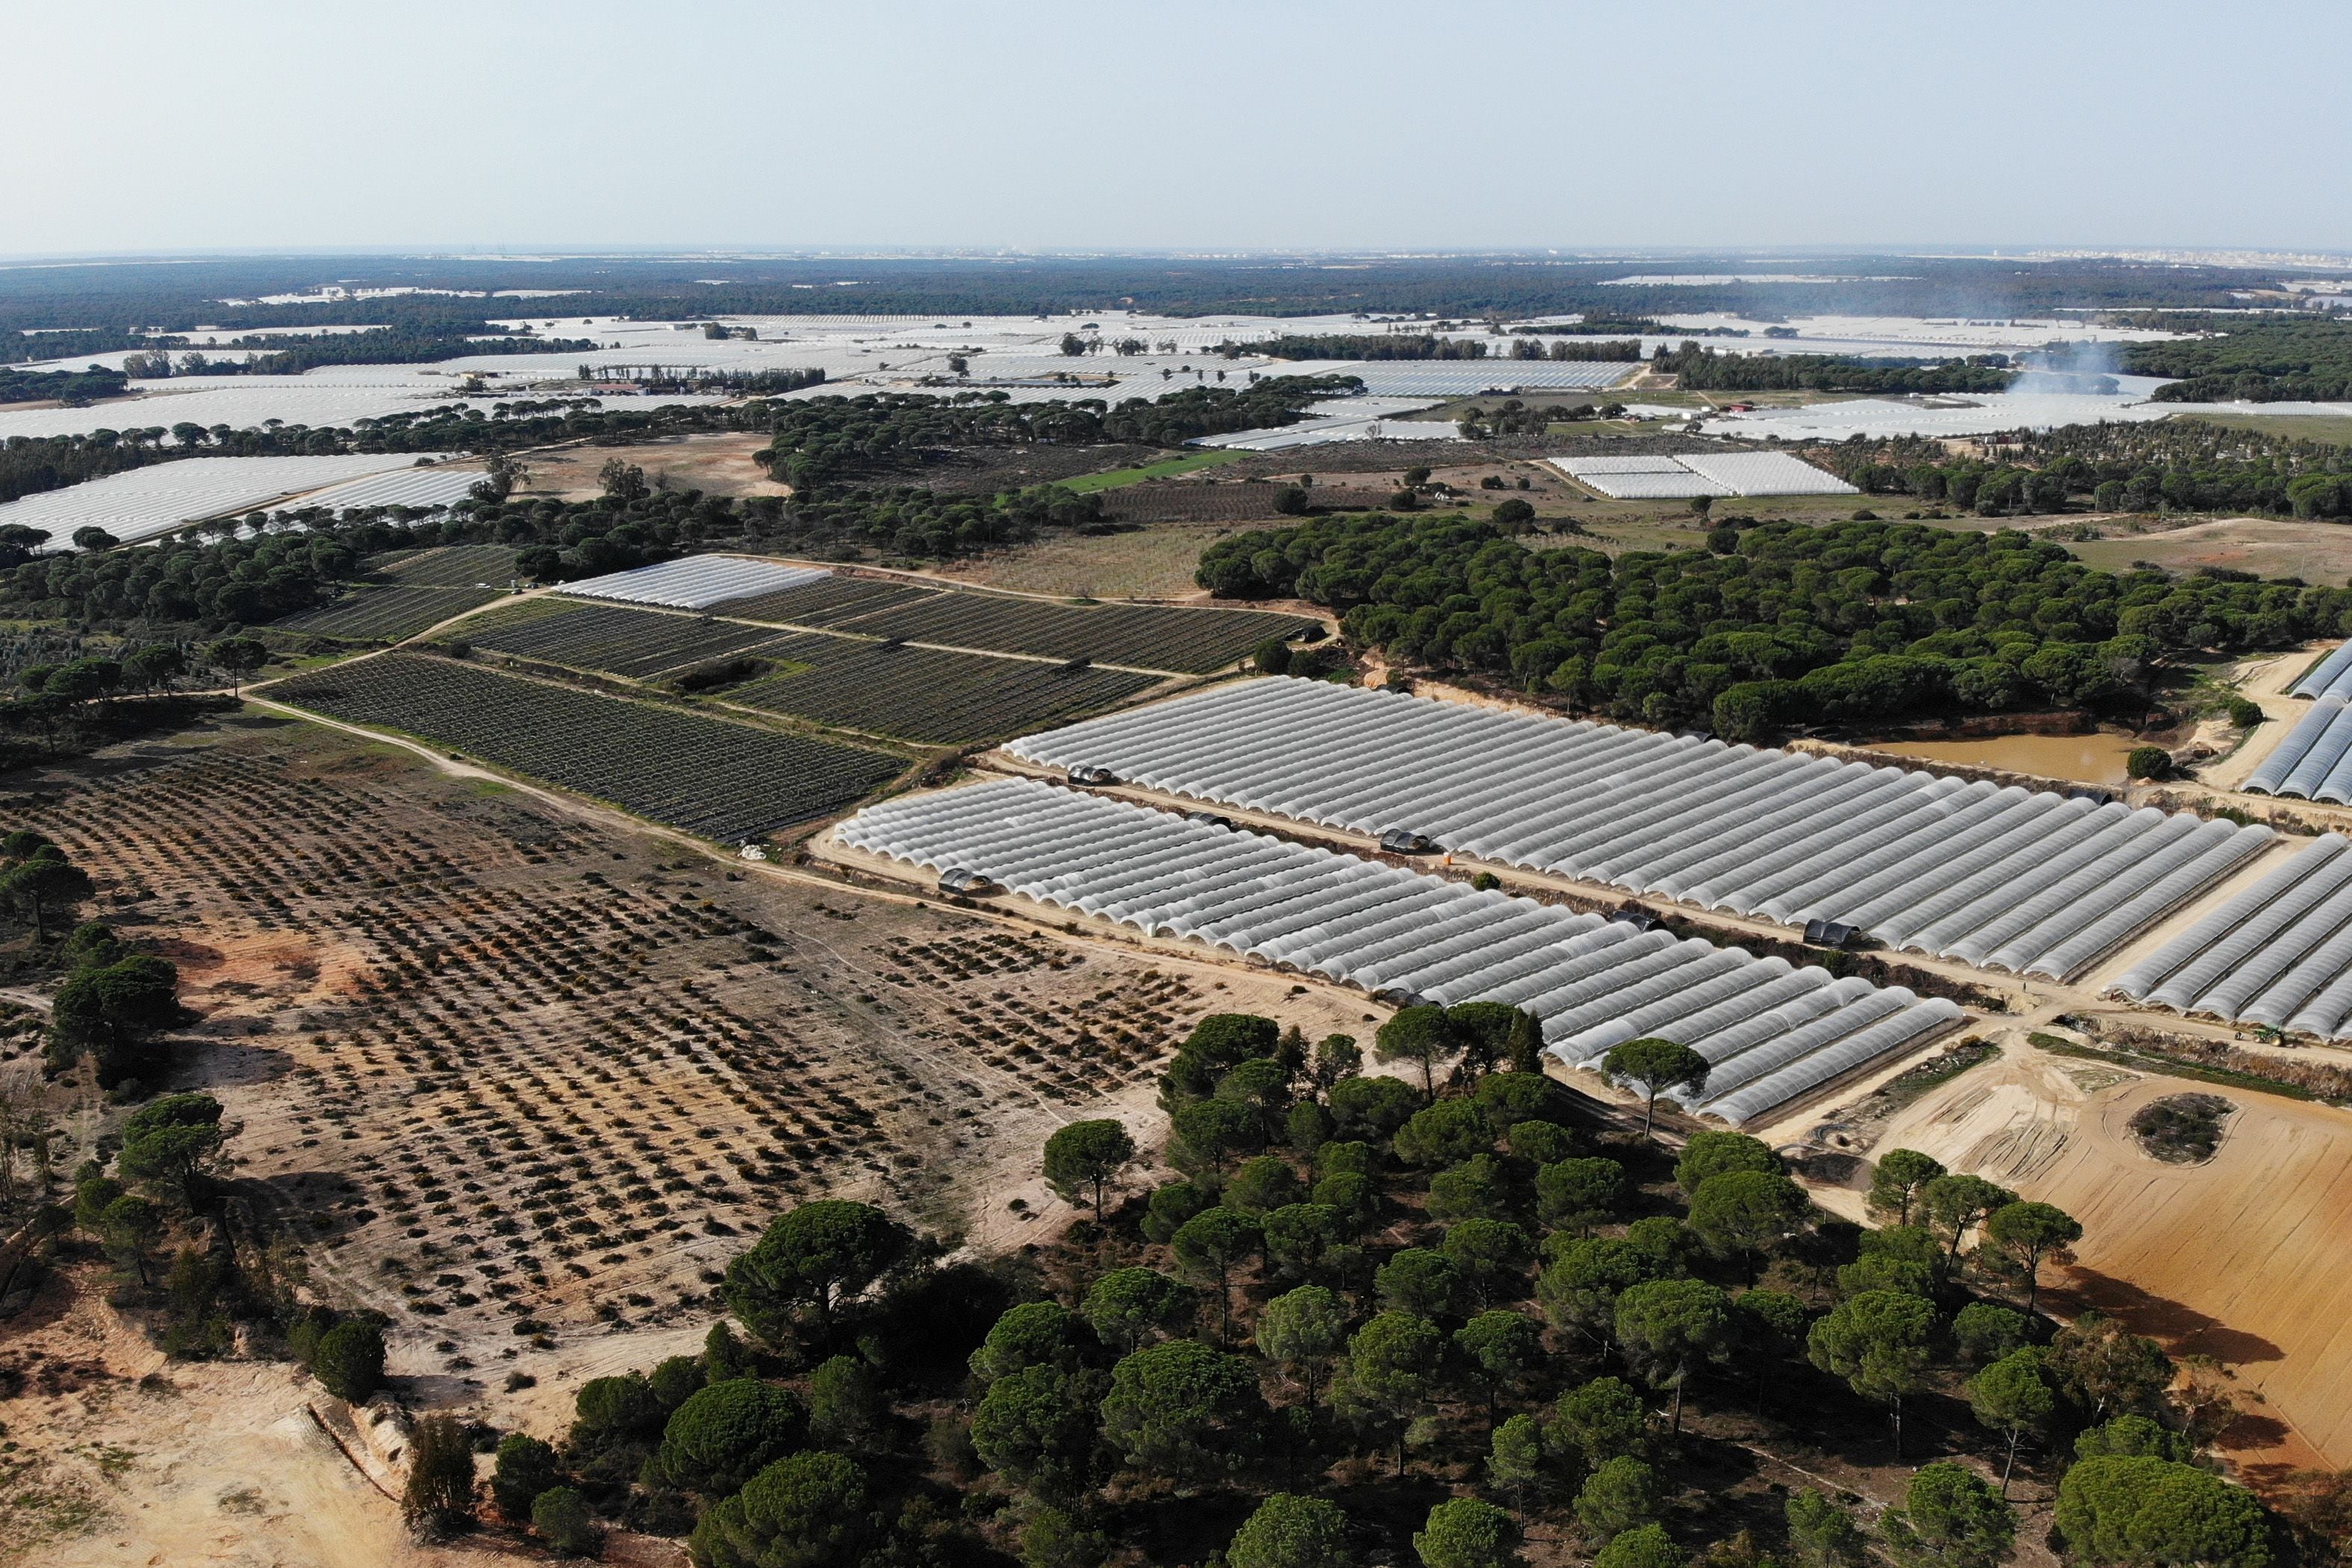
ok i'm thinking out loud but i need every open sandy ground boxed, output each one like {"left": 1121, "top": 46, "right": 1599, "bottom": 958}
{"left": 1857, "top": 1039, "right": 2352, "bottom": 1481}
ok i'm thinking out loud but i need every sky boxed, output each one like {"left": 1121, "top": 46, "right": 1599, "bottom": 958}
{"left": 6, "top": 0, "right": 2349, "bottom": 258}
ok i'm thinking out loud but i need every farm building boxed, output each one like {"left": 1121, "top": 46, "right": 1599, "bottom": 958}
{"left": 833, "top": 777, "right": 1961, "bottom": 1124}
{"left": 1005, "top": 676, "right": 2269, "bottom": 978}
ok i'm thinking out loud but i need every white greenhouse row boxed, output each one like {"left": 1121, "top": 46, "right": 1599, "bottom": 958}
{"left": 2106, "top": 833, "right": 2352, "bottom": 1040}
{"left": 2289, "top": 643, "right": 2352, "bottom": 702}
{"left": 0, "top": 453, "right": 462, "bottom": 544}
{"left": 1005, "top": 678, "right": 2272, "bottom": 979}
{"left": 2241, "top": 698, "right": 2352, "bottom": 800}
{"left": 558, "top": 556, "right": 830, "bottom": 610}
{"left": 832, "top": 777, "right": 1961, "bottom": 1124}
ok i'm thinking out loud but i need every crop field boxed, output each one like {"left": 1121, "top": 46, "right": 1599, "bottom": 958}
{"left": 264, "top": 653, "right": 903, "bottom": 840}
{"left": 710, "top": 573, "right": 939, "bottom": 627}
{"left": 832, "top": 589, "right": 1316, "bottom": 673}
{"left": 728, "top": 635, "right": 1163, "bottom": 744}
{"left": 940, "top": 524, "right": 1231, "bottom": 599}
{"left": 274, "top": 585, "right": 503, "bottom": 642}
{"left": 1057, "top": 449, "right": 1245, "bottom": 492}
{"left": 456, "top": 600, "right": 789, "bottom": 679}
{"left": 3, "top": 720, "right": 1357, "bottom": 1401}
{"left": 1094, "top": 483, "right": 1324, "bottom": 524}
{"left": 365, "top": 542, "right": 520, "bottom": 586}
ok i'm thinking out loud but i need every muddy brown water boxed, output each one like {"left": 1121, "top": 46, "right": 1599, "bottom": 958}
{"left": 1870, "top": 730, "right": 2141, "bottom": 787}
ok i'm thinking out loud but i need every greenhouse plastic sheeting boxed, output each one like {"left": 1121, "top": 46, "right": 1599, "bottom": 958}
{"left": 833, "top": 777, "right": 1961, "bottom": 1124}
{"left": 1006, "top": 678, "right": 2271, "bottom": 977}
{"left": 2106, "top": 834, "right": 2352, "bottom": 1039}
{"left": 2290, "top": 644, "right": 2352, "bottom": 701}
{"left": 559, "top": 556, "right": 830, "bottom": 610}
{"left": 2241, "top": 699, "right": 2352, "bottom": 800}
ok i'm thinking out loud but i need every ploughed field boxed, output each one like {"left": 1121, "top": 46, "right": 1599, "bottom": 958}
{"left": 263, "top": 653, "right": 903, "bottom": 841}
{"left": 5, "top": 719, "right": 1257, "bottom": 1387}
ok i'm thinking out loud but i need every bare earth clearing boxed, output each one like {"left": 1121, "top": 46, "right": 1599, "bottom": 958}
{"left": 2068, "top": 517, "right": 2352, "bottom": 586}
{"left": 1852, "top": 1041, "right": 2352, "bottom": 1481}
{"left": 0, "top": 714, "right": 1360, "bottom": 1567}
{"left": 517, "top": 435, "right": 788, "bottom": 501}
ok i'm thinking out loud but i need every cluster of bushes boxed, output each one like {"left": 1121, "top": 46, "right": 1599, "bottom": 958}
{"left": 1195, "top": 514, "right": 2352, "bottom": 737}
{"left": 62, "top": 1087, "right": 308, "bottom": 1359}
{"left": 435, "top": 1004, "right": 2298, "bottom": 1568}
{"left": 759, "top": 381, "right": 1357, "bottom": 494}
{"left": 1832, "top": 448, "right": 2352, "bottom": 520}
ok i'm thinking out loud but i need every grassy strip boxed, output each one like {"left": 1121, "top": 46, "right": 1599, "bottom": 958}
{"left": 2026, "top": 1031, "right": 2318, "bottom": 1102}
{"left": 1059, "top": 449, "right": 1244, "bottom": 493}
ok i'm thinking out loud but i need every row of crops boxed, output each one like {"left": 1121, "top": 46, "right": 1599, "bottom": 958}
{"left": 458, "top": 601, "right": 785, "bottom": 680}
{"left": 276, "top": 585, "right": 503, "bottom": 642}
{"left": 821, "top": 591, "right": 1314, "bottom": 672}
{"left": 683, "top": 566, "right": 1316, "bottom": 673}
{"left": 366, "top": 543, "right": 520, "bottom": 587}
{"left": 709, "top": 574, "right": 940, "bottom": 627}
{"left": 729, "top": 635, "right": 1163, "bottom": 745}
{"left": 265, "top": 654, "right": 903, "bottom": 841}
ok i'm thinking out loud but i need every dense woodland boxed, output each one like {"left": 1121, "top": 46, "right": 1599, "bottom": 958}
{"left": 1652, "top": 346, "right": 2016, "bottom": 396}
{"left": 758, "top": 382, "right": 1358, "bottom": 492}
{"left": 1822, "top": 422, "right": 2352, "bottom": 519}
{"left": 0, "top": 364, "right": 130, "bottom": 405}
{"left": 281, "top": 1009, "right": 2303, "bottom": 1568}
{"left": 2122, "top": 315, "right": 2352, "bottom": 402}
{"left": 1197, "top": 514, "right": 2352, "bottom": 738}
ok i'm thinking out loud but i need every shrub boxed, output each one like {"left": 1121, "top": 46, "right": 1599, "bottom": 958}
{"left": 492, "top": 1433, "right": 562, "bottom": 1521}
{"left": 2126, "top": 744, "right": 2172, "bottom": 780}
{"left": 532, "top": 1485, "right": 602, "bottom": 1558}
{"left": 656, "top": 1378, "right": 808, "bottom": 1496}
{"left": 312, "top": 1319, "right": 386, "bottom": 1404}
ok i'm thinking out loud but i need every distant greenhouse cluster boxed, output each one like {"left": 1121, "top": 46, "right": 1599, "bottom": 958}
{"left": 0, "top": 453, "right": 476, "bottom": 545}
{"left": 832, "top": 777, "right": 1961, "bottom": 1124}
{"left": 1006, "top": 678, "right": 2271, "bottom": 980}
{"left": 2241, "top": 698, "right": 2352, "bottom": 800}
{"left": 2108, "top": 834, "right": 2352, "bottom": 1041}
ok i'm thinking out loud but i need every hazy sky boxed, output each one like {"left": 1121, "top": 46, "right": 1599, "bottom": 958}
{"left": 7, "top": 0, "right": 2348, "bottom": 258}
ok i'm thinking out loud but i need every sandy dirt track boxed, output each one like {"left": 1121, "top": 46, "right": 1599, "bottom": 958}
{"left": 1876, "top": 1045, "right": 2352, "bottom": 1480}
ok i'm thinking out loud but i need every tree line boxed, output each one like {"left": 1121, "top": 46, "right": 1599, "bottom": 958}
{"left": 0, "top": 364, "right": 131, "bottom": 405}
{"left": 1820, "top": 420, "right": 2352, "bottom": 520}
{"left": 1652, "top": 343, "right": 2017, "bottom": 395}
{"left": 407, "top": 1007, "right": 2305, "bottom": 1568}
{"left": 2124, "top": 315, "right": 2352, "bottom": 403}
{"left": 758, "top": 382, "right": 1359, "bottom": 494}
{"left": 1255, "top": 335, "right": 1498, "bottom": 361}
{"left": 1195, "top": 512, "right": 2352, "bottom": 738}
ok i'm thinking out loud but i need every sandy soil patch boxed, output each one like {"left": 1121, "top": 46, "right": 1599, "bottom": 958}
{"left": 1862, "top": 1042, "right": 2352, "bottom": 1482}
{"left": 2071, "top": 517, "right": 2352, "bottom": 586}
{"left": 516, "top": 434, "right": 788, "bottom": 503}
